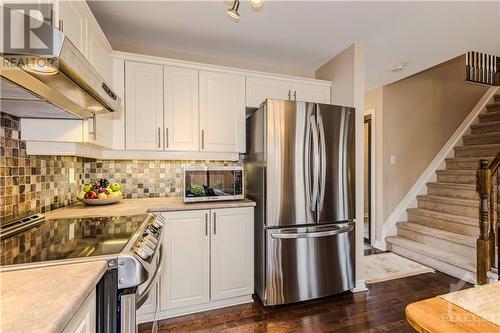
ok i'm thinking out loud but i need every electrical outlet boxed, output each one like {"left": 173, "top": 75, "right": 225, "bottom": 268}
{"left": 390, "top": 155, "right": 397, "bottom": 165}
{"left": 69, "top": 168, "right": 75, "bottom": 184}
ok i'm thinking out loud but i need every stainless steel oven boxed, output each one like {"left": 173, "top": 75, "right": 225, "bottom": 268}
{"left": 0, "top": 213, "right": 165, "bottom": 333}
{"left": 183, "top": 166, "right": 244, "bottom": 202}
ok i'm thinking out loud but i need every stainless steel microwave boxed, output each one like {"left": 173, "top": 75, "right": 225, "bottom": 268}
{"left": 183, "top": 166, "right": 244, "bottom": 202}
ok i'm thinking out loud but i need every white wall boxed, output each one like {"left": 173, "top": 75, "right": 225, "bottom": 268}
{"left": 315, "top": 43, "right": 366, "bottom": 287}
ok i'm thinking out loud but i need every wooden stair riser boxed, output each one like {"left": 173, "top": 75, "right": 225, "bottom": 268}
{"left": 454, "top": 146, "right": 500, "bottom": 158}
{"left": 471, "top": 123, "right": 500, "bottom": 134}
{"left": 407, "top": 211, "right": 479, "bottom": 237}
{"left": 386, "top": 242, "right": 476, "bottom": 284}
{"left": 417, "top": 199, "right": 478, "bottom": 218}
{"left": 445, "top": 158, "right": 490, "bottom": 170}
{"left": 486, "top": 103, "right": 500, "bottom": 113}
{"left": 436, "top": 173, "right": 476, "bottom": 185}
{"left": 479, "top": 112, "right": 500, "bottom": 123}
{"left": 464, "top": 134, "right": 500, "bottom": 145}
{"left": 427, "top": 185, "right": 478, "bottom": 200}
{"left": 396, "top": 226, "right": 475, "bottom": 259}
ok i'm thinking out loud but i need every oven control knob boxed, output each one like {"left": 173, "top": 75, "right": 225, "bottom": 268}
{"left": 151, "top": 219, "right": 163, "bottom": 229}
{"left": 135, "top": 244, "right": 154, "bottom": 261}
{"left": 147, "top": 225, "right": 159, "bottom": 234}
{"left": 143, "top": 235, "right": 157, "bottom": 249}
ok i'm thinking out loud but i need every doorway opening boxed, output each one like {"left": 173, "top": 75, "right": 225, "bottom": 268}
{"left": 364, "top": 115, "right": 372, "bottom": 244}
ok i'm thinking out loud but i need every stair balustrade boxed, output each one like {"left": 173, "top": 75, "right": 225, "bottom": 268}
{"left": 466, "top": 51, "right": 499, "bottom": 86}
{"left": 476, "top": 154, "right": 500, "bottom": 284}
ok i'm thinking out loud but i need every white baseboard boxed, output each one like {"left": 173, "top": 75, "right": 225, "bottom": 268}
{"left": 351, "top": 279, "right": 368, "bottom": 293}
{"left": 137, "top": 295, "right": 253, "bottom": 324}
{"left": 373, "top": 240, "right": 387, "bottom": 251}
{"left": 380, "top": 86, "right": 499, "bottom": 249}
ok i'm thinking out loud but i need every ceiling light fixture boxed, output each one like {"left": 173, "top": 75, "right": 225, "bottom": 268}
{"left": 250, "top": 0, "right": 264, "bottom": 10}
{"left": 227, "top": 0, "right": 240, "bottom": 22}
{"left": 390, "top": 63, "right": 407, "bottom": 73}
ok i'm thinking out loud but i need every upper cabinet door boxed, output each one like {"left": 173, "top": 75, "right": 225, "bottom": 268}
{"left": 164, "top": 66, "right": 199, "bottom": 151}
{"left": 87, "top": 23, "right": 112, "bottom": 84}
{"left": 58, "top": 0, "right": 87, "bottom": 55}
{"left": 246, "top": 76, "right": 291, "bottom": 108}
{"left": 291, "top": 82, "right": 331, "bottom": 104}
{"left": 199, "top": 70, "right": 245, "bottom": 153}
{"left": 125, "top": 61, "right": 164, "bottom": 150}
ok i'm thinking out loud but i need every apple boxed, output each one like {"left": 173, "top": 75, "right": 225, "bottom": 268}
{"left": 84, "top": 191, "right": 97, "bottom": 199}
{"left": 77, "top": 190, "right": 86, "bottom": 200}
{"left": 97, "top": 193, "right": 108, "bottom": 200}
{"left": 83, "top": 184, "right": 92, "bottom": 192}
{"left": 110, "top": 183, "right": 121, "bottom": 192}
{"left": 107, "top": 191, "right": 117, "bottom": 198}
{"left": 114, "top": 190, "right": 123, "bottom": 198}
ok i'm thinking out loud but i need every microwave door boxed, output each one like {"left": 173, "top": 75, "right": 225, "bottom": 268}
{"left": 316, "top": 104, "right": 355, "bottom": 223}
{"left": 265, "top": 100, "right": 316, "bottom": 227}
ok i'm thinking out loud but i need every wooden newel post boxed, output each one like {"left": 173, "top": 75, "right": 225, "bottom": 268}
{"left": 489, "top": 174, "right": 497, "bottom": 270}
{"left": 477, "top": 159, "right": 491, "bottom": 285}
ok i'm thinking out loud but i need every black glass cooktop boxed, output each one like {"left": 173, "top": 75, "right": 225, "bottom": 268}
{"left": 0, "top": 215, "right": 148, "bottom": 266}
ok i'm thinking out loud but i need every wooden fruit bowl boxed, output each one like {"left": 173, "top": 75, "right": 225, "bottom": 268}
{"left": 77, "top": 194, "right": 123, "bottom": 206}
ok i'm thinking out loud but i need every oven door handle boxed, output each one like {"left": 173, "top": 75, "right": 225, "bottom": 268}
{"left": 136, "top": 244, "right": 164, "bottom": 307}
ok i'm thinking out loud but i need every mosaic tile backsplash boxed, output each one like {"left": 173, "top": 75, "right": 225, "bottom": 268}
{"left": 1, "top": 112, "right": 239, "bottom": 225}
{"left": 82, "top": 160, "right": 237, "bottom": 199}
{"left": 1, "top": 113, "right": 84, "bottom": 225}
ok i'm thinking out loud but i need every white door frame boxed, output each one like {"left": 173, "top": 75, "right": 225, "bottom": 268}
{"left": 364, "top": 108, "right": 376, "bottom": 247}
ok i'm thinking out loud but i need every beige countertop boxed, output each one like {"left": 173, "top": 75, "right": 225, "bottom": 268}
{"left": 1, "top": 261, "right": 107, "bottom": 333}
{"left": 45, "top": 197, "right": 256, "bottom": 219}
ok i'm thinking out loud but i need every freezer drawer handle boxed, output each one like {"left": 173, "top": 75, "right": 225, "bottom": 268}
{"left": 271, "top": 225, "right": 353, "bottom": 239}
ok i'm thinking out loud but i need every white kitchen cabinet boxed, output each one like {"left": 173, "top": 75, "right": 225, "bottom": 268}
{"left": 57, "top": 0, "right": 87, "bottom": 55}
{"left": 125, "top": 61, "right": 164, "bottom": 150}
{"left": 160, "top": 210, "right": 210, "bottom": 310}
{"left": 199, "top": 70, "right": 245, "bottom": 153}
{"left": 210, "top": 207, "right": 254, "bottom": 301}
{"left": 164, "top": 66, "right": 199, "bottom": 151}
{"left": 62, "top": 288, "right": 96, "bottom": 333}
{"left": 291, "top": 82, "right": 331, "bottom": 104}
{"left": 245, "top": 75, "right": 331, "bottom": 108}
{"left": 246, "top": 76, "right": 291, "bottom": 108}
{"left": 87, "top": 21, "right": 113, "bottom": 84}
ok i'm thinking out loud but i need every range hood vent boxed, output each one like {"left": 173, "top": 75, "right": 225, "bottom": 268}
{"left": 0, "top": 8, "right": 120, "bottom": 119}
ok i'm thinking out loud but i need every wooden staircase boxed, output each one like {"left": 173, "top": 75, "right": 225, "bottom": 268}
{"left": 386, "top": 93, "right": 500, "bottom": 284}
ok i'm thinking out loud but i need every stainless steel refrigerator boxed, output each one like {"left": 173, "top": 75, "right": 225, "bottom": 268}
{"left": 245, "top": 99, "right": 355, "bottom": 306}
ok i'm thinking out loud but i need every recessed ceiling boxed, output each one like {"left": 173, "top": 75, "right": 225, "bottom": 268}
{"left": 88, "top": 1, "right": 500, "bottom": 90}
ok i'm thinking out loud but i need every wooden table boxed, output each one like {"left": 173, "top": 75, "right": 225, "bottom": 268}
{"left": 406, "top": 297, "right": 500, "bottom": 333}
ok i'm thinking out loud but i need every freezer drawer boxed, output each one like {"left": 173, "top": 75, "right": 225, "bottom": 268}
{"left": 263, "top": 222, "right": 355, "bottom": 306}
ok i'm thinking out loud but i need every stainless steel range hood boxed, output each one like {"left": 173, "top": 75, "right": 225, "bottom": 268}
{"left": 0, "top": 8, "right": 120, "bottom": 119}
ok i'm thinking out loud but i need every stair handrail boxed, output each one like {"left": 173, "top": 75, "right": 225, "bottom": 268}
{"left": 476, "top": 153, "right": 500, "bottom": 285}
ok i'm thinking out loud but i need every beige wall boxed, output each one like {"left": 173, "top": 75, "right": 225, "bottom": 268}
{"left": 366, "top": 56, "right": 488, "bottom": 244}
{"left": 316, "top": 43, "right": 366, "bottom": 284}
{"left": 110, "top": 39, "right": 315, "bottom": 78}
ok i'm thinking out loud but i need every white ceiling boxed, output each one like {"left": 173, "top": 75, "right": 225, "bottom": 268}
{"left": 88, "top": 1, "right": 500, "bottom": 90}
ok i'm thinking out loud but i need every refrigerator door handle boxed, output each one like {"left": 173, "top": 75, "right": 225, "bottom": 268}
{"left": 317, "top": 110, "right": 327, "bottom": 213}
{"left": 270, "top": 224, "right": 354, "bottom": 239}
{"left": 308, "top": 114, "right": 320, "bottom": 211}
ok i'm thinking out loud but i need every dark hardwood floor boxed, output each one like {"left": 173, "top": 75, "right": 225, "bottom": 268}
{"left": 139, "top": 272, "right": 471, "bottom": 333}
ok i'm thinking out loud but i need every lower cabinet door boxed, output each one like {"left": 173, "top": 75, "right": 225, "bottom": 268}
{"left": 210, "top": 207, "right": 254, "bottom": 301}
{"left": 160, "top": 210, "right": 210, "bottom": 310}
{"left": 62, "top": 288, "right": 96, "bottom": 333}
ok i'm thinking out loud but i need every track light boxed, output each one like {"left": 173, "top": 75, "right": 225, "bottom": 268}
{"left": 250, "top": 0, "right": 264, "bottom": 10}
{"left": 227, "top": 0, "right": 240, "bottom": 22}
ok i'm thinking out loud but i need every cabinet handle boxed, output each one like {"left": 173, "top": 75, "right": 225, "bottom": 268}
{"left": 201, "top": 129, "right": 205, "bottom": 150}
{"left": 293, "top": 90, "right": 297, "bottom": 101}
{"left": 213, "top": 212, "right": 216, "bottom": 235}
{"left": 288, "top": 90, "right": 291, "bottom": 100}
{"left": 157, "top": 127, "right": 161, "bottom": 148}
{"left": 165, "top": 127, "right": 169, "bottom": 148}
{"left": 205, "top": 213, "right": 208, "bottom": 236}
{"left": 58, "top": 19, "right": 64, "bottom": 32}
{"left": 88, "top": 113, "right": 96, "bottom": 140}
